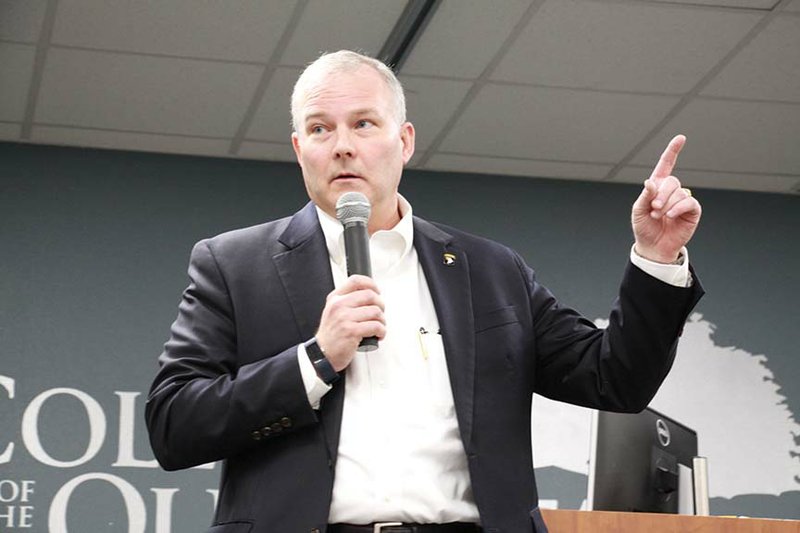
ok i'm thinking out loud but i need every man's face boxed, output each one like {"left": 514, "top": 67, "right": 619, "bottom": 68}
{"left": 291, "top": 66, "right": 415, "bottom": 230}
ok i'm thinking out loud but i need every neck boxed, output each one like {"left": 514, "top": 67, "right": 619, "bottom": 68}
{"left": 367, "top": 197, "right": 402, "bottom": 235}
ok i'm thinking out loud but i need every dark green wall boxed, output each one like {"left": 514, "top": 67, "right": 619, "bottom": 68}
{"left": 1, "top": 141, "right": 798, "bottom": 528}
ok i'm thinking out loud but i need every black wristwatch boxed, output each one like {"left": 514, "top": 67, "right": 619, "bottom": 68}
{"left": 304, "top": 337, "right": 340, "bottom": 385}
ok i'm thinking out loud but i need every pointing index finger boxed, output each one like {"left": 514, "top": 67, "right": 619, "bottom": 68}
{"left": 650, "top": 134, "right": 686, "bottom": 182}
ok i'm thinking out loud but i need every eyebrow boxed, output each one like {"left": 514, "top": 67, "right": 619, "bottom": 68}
{"left": 303, "top": 107, "right": 380, "bottom": 125}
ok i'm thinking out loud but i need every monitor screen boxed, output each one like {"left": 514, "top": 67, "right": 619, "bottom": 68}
{"left": 587, "top": 407, "right": 698, "bottom": 514}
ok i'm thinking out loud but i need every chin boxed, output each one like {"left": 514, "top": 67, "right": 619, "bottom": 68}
{"left": 330, "top": 182, "right": 369, "bottom": 199}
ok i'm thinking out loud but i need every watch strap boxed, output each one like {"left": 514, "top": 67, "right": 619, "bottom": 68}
{"left": 304, "top": 337, "right": 340, "bottom": 385}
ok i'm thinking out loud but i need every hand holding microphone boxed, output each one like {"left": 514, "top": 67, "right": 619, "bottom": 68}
{"left": 313, "top": 192, "right": 383, "bottom": 372}
{"left": 336, "top": 192, "right": 380, "bottom": 352}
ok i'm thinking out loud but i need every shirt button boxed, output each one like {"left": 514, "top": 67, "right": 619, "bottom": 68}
{"left": 251, "top": 430, "right": 262, "bottom": 441}
{"left": 280, "top": 417, "right": 292, "bottom": 428}
{"left": 271, "top": 422, "right": 283, "bottom": 433}
{"left": 261, "top": 426, "right": 272, "bottom": 437}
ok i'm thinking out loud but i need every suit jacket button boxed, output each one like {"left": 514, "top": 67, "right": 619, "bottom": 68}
{"left": 261, "top": 426, "right": 272, "bottom": 437}
{"left": 280, "top": 417, "right": 292, "bottom": 428}
{"left": 270, "top": 422, "right": 283, "bottom": 433}
{"left": 251, "top": 430, "right": 262, "bottom": 441}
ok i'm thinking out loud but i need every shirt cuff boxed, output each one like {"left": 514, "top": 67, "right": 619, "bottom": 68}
{"left": 630, "top": 245, "right": 693, "bottom": 288}
{"left": 297, "top": 342, "right": 333, "bottom": 409}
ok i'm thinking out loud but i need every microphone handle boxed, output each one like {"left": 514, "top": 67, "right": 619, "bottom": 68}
{"left": 343, "top": 222, "right": 379, "bottom": 352}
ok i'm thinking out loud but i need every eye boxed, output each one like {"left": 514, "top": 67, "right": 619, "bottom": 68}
{"left": 310, "top": 125, "right": 326, "bottom": 134}
{"left": 355, "top": 119, "right": 373, "bottom": 129}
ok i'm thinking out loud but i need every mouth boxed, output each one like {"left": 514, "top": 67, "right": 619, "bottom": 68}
{"left": 332, "top": 173, "right": 363, "bottom": 182}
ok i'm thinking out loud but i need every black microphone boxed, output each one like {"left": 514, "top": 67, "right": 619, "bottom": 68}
{"left": 335, "top": 192, "right": 378, "bottom": 352}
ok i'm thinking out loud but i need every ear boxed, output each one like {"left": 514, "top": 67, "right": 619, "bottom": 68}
{"left": 400, "top": 122, "right": 415, "bottom": 164}
{"left": 291, "top": 132, "right": 303, "bottom": 166}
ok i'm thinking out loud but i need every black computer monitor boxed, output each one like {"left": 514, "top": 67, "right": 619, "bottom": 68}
{"left": 587, "top": 407, "right": 698, "bottom": 514}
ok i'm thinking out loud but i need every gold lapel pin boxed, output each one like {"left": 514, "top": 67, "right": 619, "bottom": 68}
{"left": 443, "top": 252, "right": 456, "bottom": 266}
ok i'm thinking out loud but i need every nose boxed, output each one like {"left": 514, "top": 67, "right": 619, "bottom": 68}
{"left": 332, "top": 130, "right": 356, "bottom": 159}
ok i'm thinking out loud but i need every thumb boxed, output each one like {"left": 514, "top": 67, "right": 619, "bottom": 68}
{"left": 632, "top": 180, "right": 656, "bottom": 215}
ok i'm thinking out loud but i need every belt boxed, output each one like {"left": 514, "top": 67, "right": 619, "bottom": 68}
{"left": 328, "top": 523, "right": 481, "bottom": 533}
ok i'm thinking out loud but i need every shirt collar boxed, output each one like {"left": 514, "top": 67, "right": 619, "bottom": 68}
{"left": 315, "top": 195, "right": 414, "bottom": 271}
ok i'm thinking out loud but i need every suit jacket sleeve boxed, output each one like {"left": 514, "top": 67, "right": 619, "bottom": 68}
{"left": 524, "top": 256, "right": 704, "bottom": 412}
{"left": 145, "top": 239, "right": 320, "bottom": 471}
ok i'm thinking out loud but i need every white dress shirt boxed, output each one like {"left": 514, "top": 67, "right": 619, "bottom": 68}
{"left": 297, "top": 196, "right": 691, "bottom": 523}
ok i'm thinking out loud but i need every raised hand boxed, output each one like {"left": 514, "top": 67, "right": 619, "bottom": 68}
{"left": 315, "top": 275, "right": 386, "bottom": 371}
{"left": 631, "top": 135, "right": 702, "bottom": 264}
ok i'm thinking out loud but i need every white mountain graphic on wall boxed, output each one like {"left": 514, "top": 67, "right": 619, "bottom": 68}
{"left": 532, "top": 313, "right": 800, "bottom": 511}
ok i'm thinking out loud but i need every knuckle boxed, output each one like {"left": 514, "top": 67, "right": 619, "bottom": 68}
{"left": 342, "top": 323, "right": 359, "bottom": 338}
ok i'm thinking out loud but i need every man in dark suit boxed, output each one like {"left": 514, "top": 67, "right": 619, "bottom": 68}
{"left": 146, "top": 50, "right": 703, "bottom": 533}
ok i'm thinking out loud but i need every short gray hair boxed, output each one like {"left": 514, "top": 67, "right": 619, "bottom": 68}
{"left": 291, "top": 50, "right": 407, "bottom": 132}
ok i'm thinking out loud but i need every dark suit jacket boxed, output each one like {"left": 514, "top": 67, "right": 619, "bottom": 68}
{"left": 145, "top": 202, "right": 703, "bottom": 533}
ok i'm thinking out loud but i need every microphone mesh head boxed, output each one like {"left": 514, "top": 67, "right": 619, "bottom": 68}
{"left": 336, "top": 192, "right": 371, "bottom": 225}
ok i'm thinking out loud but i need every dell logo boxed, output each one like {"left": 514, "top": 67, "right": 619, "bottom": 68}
{"left": 656, "top": 419, "right": 671, "bottom": 447}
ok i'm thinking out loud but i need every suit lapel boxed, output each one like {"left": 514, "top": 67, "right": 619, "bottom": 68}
{"left": 272, "top": 207, "right": 477, "bottom": 459}
{"left": 414, "top": 217, "right": 476, "bottom": 453}
{"left": 273, "top": 202, "right": 344, "bottom": 461}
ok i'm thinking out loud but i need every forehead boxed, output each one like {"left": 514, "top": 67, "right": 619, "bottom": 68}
{"left": 298, "top": 66, "right": 393, "bottom": 120}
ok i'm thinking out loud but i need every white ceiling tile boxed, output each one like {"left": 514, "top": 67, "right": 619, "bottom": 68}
{"left": 440, "top": 84, "right": 679, "bottom": 162}
{"left": 280, "top": 0, "right": 406, "bottom": 67}
{"left": 0, "top": 1, "right": 791, "bottom": 196}
{"left": 246, "top": 67, "right": 302, "bottom": 142}
{"left": 399, "top": 76, "right": 473, "bottom": 152}
{"left": 407, "top": 152, "right": 424, "bottom": 168}
{"left": 238, "top": 141, "right": 297, "bottom": 163}
{"left": 31, "top": 126, "right": 232, "bottom": 157}
{"left": 0, "top": 43, "right": 35, "bottom": 122}
{"left": 0, "top": 123, "right": 22, "bottom": 141}
{"left": 614, "top": 165, "right": 799, "bottom": 194}
{"left": 36, "top": 49, "right": 263, "bottom": 137}
{"left": 0, "top": 0, "right": 47, "bottom": 42}
{"left": 630, "top": 99, "right": 800, "bottom": 175}
{"left": 492, "top": 0, "right": 761, "bottom": 93}
{"left": 401, "top": 0, "right": 531, "bottom": 79}
{"left": 702, "top": 16, "right": 800, "bottom": 102}
{"left": 246, "top": 68, "right": 471, "bottom": 148}
{"left": 51, "top": 0, "right": 296, "bottom": 62}
{"left": 651, "top": 0, "right": 778, "bottom": 8}
{"left": 424, "top": 153, "right": 612, "bottom": 181}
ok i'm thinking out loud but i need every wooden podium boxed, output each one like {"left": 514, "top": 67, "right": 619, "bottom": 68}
{"left": 541, "top": 509, "right": 800, "bottom": 532}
